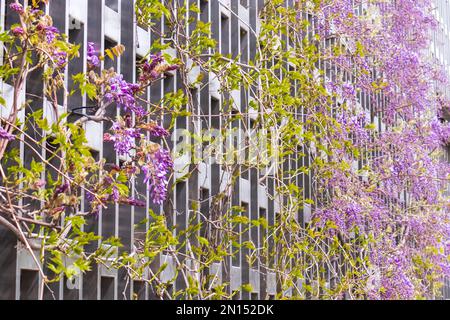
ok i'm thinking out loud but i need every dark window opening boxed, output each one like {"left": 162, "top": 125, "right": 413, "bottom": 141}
{"left": 20, "top": 269, "right": 39, "bottom": 300}
{"left": 221, "top": 14, "right": 230, "bottom": 55}
{"left": 100, "top": 276, "right": 115, "bottom": 300}
{"left": 240, "top": 0, "right": 249, "bottom": 8}
{"left": 200, "top": 0, "right": 208, "bottom": 14}
{"left": 68, "top": 21, "right": 85, "bottom": 112}
{"left": 199, "top": 188, "right": 210, "bottom": 238}
{"left": 240, "top": 27, "right": 248, "bottom": 59}
{"left": 133, "top": 280, "right": 146, "bottom": 300}
{"left": 105, "top": 0, "right": 119, "bottom": 12}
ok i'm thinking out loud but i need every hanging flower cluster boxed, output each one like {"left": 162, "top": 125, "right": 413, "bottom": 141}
{"left": 139, "top": 121, "right": 170, "bottom": 138}
{"left": 142, "top": 147, "right": 174, "bottom": 205}
{"left": 103, "top": 120, "right": 141, "bottom": 156}
{"left": 9, "top": 2, "right": 24, "bottom": 14}
{"left": 0, "top": 2, "right": 79, "bottom": 147}
{"left": 139, "top": 53, "right": 179, "bottom": 84}
{"left": 105, "top": 74, "right": 147, "bottom": 117}
{"left": 5, "top": 1, "right": 178, "bottom": 213}
{"left": 82, "top": 44, "right": 179, "bottom": 207}
{"left": 8, "top": 2, "right": 71, "bottom": 69}
{"left": 0, "top": 126, "right": 15, "bottom": 141}
{"left": 87, "top": 42, "right": 100, "bottom": 68}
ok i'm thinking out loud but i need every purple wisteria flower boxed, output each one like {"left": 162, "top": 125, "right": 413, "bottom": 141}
{"left": 342, "top": 83, "right": 356, "bottom": 99}
{"left": 33, "top": 179, "right": 46, "bottom": 189}
{"left": 85, "top": 190, "right": 103, "bottom": 217}
{"left": 142, "top": 147, "right": 173, "bottom": 204}
{"left": 431, "top": 118, "right": 450, "bottom": 144}
{"left": 87, "top": 42, "right": 100, "bottom": 68}
{"left": 112, "top": 186, "right": 120, "bottom": 202}
{"left": 314, "top": 199, "right": 363, "bottom": 235}
{"left": 12, "top": 27, "right": 24, "bottom": 36}
{"left": 9, "top": 3, "right": 24, "bottom": 14}
{"left": 53, "top": 51, "right": 67, "bottom": 68}
{"left": 85, "top": 189, "right": 95, "bottom": 203}
{"left": 111, "top": 186, "right": 120, "bottom": 202}
{"left": 0, "top": 126, "right": 15, "bottom": 141}
{"left": 104, "top": 121, "right": 141, "bottom": 156}
{"left": 140, "top": 122, "right": 170, "bottom": 137}
{"left": 122, "top": 198, "right": 146, "bottom": 207}
{"left": 55, "top": 181, "right": 70, "bottom": 195}
{"left": 140, "top": 53, "right": 164, "bottom": 81}
{"left": 44, "top": 26, "right": 59, "bottom": 43}
{"left": 149, "top": 125, "right": 169, "bottom": 138}
{"left": 106, "top": 75, "right": 147, "bottom": 117}
{"left": 139, "top": 53, "right": 179, "bottom": 83}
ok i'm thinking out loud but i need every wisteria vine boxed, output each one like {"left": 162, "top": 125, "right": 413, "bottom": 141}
{"left": 298, "top": 0, "right": 450, "bottom": 299}
{"left": 0, "top": 0, "right": 449, "bottom": 300}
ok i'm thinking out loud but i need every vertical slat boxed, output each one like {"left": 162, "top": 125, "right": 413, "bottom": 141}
{"left": 117, "top": 0, "right": 135, "bottom": 300}
{"left": 83, "top": 0, "right": 104, "bottom": 301}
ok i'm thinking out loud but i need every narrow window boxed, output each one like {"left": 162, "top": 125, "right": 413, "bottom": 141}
{"left": 105, "top": 0, "right": 119, "bottom": 12}
{"left": 20, "top": 270, "right": 39, "bottom": 300}
{"left": 100, "top": 276, "right": 115, "bottom": 300}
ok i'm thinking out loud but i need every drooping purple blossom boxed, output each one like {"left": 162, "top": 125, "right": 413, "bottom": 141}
{"left": 142, "top": 147, "right": 173, "bottom": 204}
{"left": 104, "top": 121, "right": 141, "bottom": 156}
{"left": 106, "top": 75, "right": 147, "bottom": 117}
{"left": 12, "top": 27, "right": 24, "bottom": 36}
{"left": 141, "top": 53, "right": 164, "bottom": 81}
{"left": 53, "top": 51, "right": 67, "bottom": 68}
{"left": 140, "top": 122, "right": 170, "bottom": 137}
{"left": 85, "top": 190, "right": 95, "bottom": 203}
{"left": 112, "top": 186, "right": 120, "bottom": 202}
{"left": 87, "top": 42, "right": 100, "bottom": 68}
{"left": 44, "top": 26, "right": 59, "bottom": 43}
{"left": 122, "top": 198, "right": 146, "bottom": 207}
{"left": 34, "top": 179, "right": 46, "bottom": 189}
{"left": 139, "top": 53, "right": 179, "bottom": 83}
{"left": 150, "top": 125, "right": 169, "bottom": 138}
{"left": 55, "top": 181, "right": 70, "bottom": 195}
{"left": 9, "top": 3, "right": 24, "bottom": 14}
{"left": 0, "top": 126, "right": 15, "bottom": 141}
